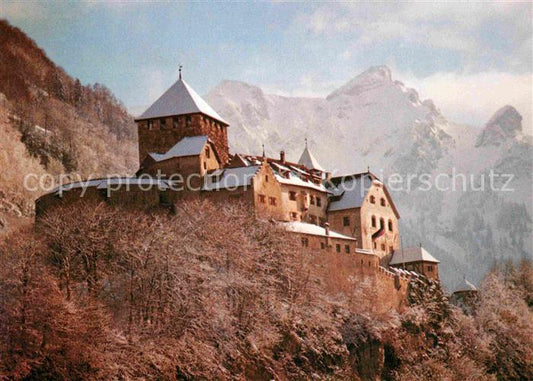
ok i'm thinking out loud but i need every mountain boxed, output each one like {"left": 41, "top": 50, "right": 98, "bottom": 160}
{"left": 206, "top": 66, "right": 532, "bottom": 290}
{"left": 0, "top": 20, "right": 137, "bottom": 226}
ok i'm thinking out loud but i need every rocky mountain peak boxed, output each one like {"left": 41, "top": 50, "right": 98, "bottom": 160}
{"left": 476, "top": 105, "right": 522, "bottom": 147}
{"left": 326, "top": 65, "right": 393, "bottom": 100}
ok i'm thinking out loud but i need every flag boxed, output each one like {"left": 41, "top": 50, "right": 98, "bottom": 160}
{"left": 372, "top": 225, "right": 385, "bottom": 240}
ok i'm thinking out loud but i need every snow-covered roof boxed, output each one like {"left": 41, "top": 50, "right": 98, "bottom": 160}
{"left": 282, "top": 221, "right": 356, "bottom": 241}
{"left": 454, "top": 278, "right": 477, "bottom": 293}
{"left": 389, "top": 246, "right": 440, "bottom": 265}
{"left": 327, "top": 173, "right": 373, "bottom": 211}
{"left": 298, "top": 146, "right": 324, "bottom": 171}
{"left": 149, "top": 136, "right": 209, "bottom": 162}
{"left": 202, "top": 166, "right": 260, "bottom": 191}
{"left": 136, "top": 78, "right": 229, "bottom": 125}
{"left": 236, "top": 154, "right": 329, "bottom": 193}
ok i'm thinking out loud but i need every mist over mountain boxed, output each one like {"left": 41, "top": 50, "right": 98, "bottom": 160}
{"left": 207, "top": 67, "right": 533, "bottom": 290}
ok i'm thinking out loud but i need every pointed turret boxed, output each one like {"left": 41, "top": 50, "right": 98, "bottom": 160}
{"left": 298, "top": 141, "right": 324, "bottom": 171}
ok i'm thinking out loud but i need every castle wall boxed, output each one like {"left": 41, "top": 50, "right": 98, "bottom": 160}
{"left": 137, "top": 113, "right": 229, "bottom": 165}
{"left": 139, "top": 145, "right": 221, "bottom": 190}
{"left": 312, "top": 249, "right": 410, "bottom": 313}
{"left": 391, "top": 261, "right": 439, "bottom": 280}
{"left": 279, "top": 184, "right": 328, "bottom": 224}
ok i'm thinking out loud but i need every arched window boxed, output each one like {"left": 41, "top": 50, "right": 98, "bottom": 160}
{"left": 379, "top": 218, "right": 384, "bottom": 229}
{"left": 371, "top": 215, "right": 376, "bottom": 227}
{"left": 370, "top": 195, "right": 376, "bottom": 204}
{"left": 380, "top": 197, "right": 386, "bottom": 206}
{"left": 388, "top": 219, "right": 393, "bottom": 232}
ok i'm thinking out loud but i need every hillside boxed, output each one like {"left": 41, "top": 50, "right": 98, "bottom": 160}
{"left": 0, "top": 20, "right": 137, "bottom": 224}
{"left": 206, "top": 67, "right": 533, "bottom": 290}
{"left": 1, "top": 201, "right": 531, "bottom": 379}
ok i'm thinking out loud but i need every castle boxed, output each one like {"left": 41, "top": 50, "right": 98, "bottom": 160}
{"left": 36, "top": 73, "right": 440, "bottom": 282}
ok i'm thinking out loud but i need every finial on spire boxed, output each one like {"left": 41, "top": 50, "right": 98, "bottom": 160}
{"left": 179, "top": 64, "right": 183, "bottom": 80}
{"left": 367, "top": 165, "right": 370, "bottom": 173}
{"left": 262, "top": 144, "right": 265, "bottom": 157}
{"left": 305, "top": 138, "right": 308, "bottom": 148}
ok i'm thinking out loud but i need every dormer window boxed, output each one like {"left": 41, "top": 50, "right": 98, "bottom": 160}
{"left": 370, "top": 195, "right": 376, "bottom": 204}
{"left": 160, "top": 118, "right": 166, "bottom": 130}
{"left": 380, "top": 198, "right": 386, "bottom": 206}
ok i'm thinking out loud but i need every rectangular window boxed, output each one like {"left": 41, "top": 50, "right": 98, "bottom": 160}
{"left": 316, "top": 197, "right": 321, "bottom": 207}
{"left": 381, "top": 243, "right": 386, "bottom": 251}
{"left": 269, "top": 197, "right": 277, "bottom": 206}
{"left": 301, "top": 237, "right": 309, "bottom": 247}
{"left": 389, "top": 246, "right": 394, "bottom": 253}
{"left": 160, "top": 118, "right": 166, "bottom": 130}
{"left": 343, "top": 216, "right": 350, "bottom": 227}
{"left": 310, "top": 195, "right": 315, "bottom": 205}
{"left": 290, "top": 212, "right": 298, "bottom": 220}
{"left": 265, "top": 175, "right": 269, "bottom": 183}
{"left": 186, "top": 115, "right": 192, "bottom": 127}
{"left": 320, "top": 242, "right": 325, "bottom": 250}
{"left": 289, "top": 191, "right": 297, "bottom": 201}
{"left": 336, "top": 244, "right": 341, "bottom": 253}
{"left": 147, "top": 120, "right": 154, "bottom": 130}
{"left": 205, "top": 147, "right": 210, "bottom": 159}
{"left": 173, "top": 117, "right": 179, "bottom": 128}
{"left": 259, "top": 194, "right": 266, "bottom": 204}
{"left": 427, "top": 265, "right": 433, "bottom": 272}
{"left": 344, "top": 245, "right": 350, "bottom": 253}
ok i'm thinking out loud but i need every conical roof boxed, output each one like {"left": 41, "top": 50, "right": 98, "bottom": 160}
{"left": 298, "top": 146, "right": 324, "bottom": 171}
{"left": 136, "top": 78, "right": 228, "bottom": 124}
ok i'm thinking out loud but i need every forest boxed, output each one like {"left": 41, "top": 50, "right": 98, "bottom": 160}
{"left": 0, "top": 200, "right": 531, "bottom": 380}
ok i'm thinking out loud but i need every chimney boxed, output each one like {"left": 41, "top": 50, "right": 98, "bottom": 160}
{"left": 280, "top": 150, "right": 285, "bottom": 163}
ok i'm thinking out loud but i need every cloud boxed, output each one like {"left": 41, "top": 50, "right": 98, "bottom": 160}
{"left": 400, "top": 71, "right": 532, "bottom": 133}
{"left": 294, "top": 2, "right": 532, "bottom": 71}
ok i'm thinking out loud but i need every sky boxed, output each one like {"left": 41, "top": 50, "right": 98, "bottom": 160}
{"left": 1, "top": 1, "right": 532, "bottom": 131}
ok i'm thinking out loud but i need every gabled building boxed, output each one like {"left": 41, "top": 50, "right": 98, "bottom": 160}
{"left": 326, "top": 172, "right": 400, "bottom": 264}
{"left": 389, "top": 246, "right": 440, "bottom": 279}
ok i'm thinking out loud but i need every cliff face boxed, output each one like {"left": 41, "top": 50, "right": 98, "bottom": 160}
{"left": 0, "top": 20, "right": 137, "bottom": 221}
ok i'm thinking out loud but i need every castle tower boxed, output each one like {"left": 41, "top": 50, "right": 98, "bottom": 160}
{"left": 134, "top": 74, "right": 230, "bottom": 165}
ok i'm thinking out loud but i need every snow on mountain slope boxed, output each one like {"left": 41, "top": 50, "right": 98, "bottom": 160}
{"left": 206, "top": 66, "right": 532, "bottom": 290}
